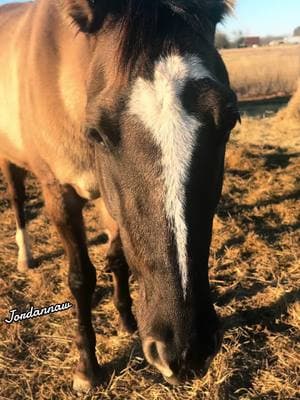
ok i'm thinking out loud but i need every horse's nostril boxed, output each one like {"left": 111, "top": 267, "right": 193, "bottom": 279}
{"left": 143, "top": 339, "right": 157, "bottom": 363}
{"left": 142, "top": 338, "right": 174, "bottom": 379}
{"left": 148, "top": 340, "right": 159, "bottom": 362}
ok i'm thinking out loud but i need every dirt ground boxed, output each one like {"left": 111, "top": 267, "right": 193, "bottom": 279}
{"left": 0, "top": 115, "right": 299, "bottom": 400}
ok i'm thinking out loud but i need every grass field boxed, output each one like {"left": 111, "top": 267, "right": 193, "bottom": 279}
{"left": 0, "top": 111, "right": 299, "bottom": 399}
{"left": 221, "top": 45, "right": 300, "bottom": 101}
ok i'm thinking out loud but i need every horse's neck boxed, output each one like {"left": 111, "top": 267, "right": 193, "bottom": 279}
{"left": 55, "top": 11, "right": 92, "bottom": 128}
{"left": 58, "top": 36, "right": 91, "bottom": 128}
{"left": 29, "top": 0, "right": 91, "bottom": 130}
{"left": 19, "top": 1, "right": 96, "bottom": 171}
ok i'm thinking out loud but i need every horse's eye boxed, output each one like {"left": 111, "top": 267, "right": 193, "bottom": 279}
{"left": 87, "top": 128, "right": 107, "bottom": 148}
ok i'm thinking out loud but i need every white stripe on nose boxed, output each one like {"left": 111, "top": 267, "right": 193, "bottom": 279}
{"left": 129, "top": 53, "right": 212, "bottom": 297}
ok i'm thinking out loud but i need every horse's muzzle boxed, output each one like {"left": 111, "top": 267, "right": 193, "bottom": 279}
{"left": 142, "top": 328, "right": 224, "bottom": 384}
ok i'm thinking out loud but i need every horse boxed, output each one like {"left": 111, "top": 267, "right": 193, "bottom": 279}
{"left": 0, "top": 0, "right": 239, "bottom": 392}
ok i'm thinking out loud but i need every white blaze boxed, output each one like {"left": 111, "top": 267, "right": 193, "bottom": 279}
{"left": 129, "top": 54, "right": 212, "bottom": 297}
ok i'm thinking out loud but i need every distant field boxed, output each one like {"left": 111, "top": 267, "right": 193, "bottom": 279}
{"left": 221, "top": 45, "right": 300, "bottom": 101}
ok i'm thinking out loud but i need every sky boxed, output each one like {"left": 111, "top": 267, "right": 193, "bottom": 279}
{"left": 221, "top": 0, "right": 300, "bottom": 39}
{"left": 1, "top": 0, "right": 300, "bottom": 39}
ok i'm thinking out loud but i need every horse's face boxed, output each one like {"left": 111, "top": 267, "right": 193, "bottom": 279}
{"left": 73, "top": 0, "right": 239, "bottom": 383}
{"left": 86, "top": 52, "right": 239, "bottom": 382}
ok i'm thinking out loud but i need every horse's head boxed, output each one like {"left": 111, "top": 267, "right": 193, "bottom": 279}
{"left": 65, "top": 0, "right": 239, "bottom": 383}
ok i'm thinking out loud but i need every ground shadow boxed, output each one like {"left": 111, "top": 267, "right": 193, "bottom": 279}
{"left": 216, "top": 235, "right": 246, "bottom": 259}
{"left": 223, "top": 288, "right": 300, "bottom": 332}
{"left": 253, "top": 220, "right": 300, "bottom": 244}
{"left": 218, "top": 188, "right": 300, "bottom": 217}
{"left": 220, "top": 289, "right": 300, "bottom": 399}
{"left": 92, "top": 285, "right": 113, "bottom": 310}
{"left": 227, "top": 169, "right": 252, "bottom": 179}
{"left": 214, "top": 143, "right": 299, "bottom": 398}
{"left": 213, "top": 282, "right": 265, "bottom": 307}
{"left": 25, "top": 199, "right": 44, "bottom": 222}
{"left": 264, "top": 149, "right": 299, "bottom": 171}
{"left": 89, "top": 233, "right": 109, "bottom": 247}
{"left": 217, "top": 192, "right": 299, "bottom": 249}
{"left": 34, "top": 248, "right": 65, "bottom": 267}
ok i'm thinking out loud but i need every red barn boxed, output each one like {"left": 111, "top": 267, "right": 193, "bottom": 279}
{"left": 244, "top": 36, "right": 260, "bottom": 47}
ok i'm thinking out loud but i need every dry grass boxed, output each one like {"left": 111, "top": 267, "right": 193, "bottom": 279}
{"left": 0, "top": 115, "right": 299, "bottom": 399}
{"left": 277, "top": 79, "right": 300, "bottom": 121}
{"left": 221, "top": 45, "right": 300, "bottom": 101}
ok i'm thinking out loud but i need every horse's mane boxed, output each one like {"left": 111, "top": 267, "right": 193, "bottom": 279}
{"left": 67, "top": 0, "right": 234, "bottom": 70}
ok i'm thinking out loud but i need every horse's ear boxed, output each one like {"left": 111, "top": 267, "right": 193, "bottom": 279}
{"left": 206, "top": 0, "right": 235, "bottom": 24}
{"left": 62, "top": 0, "right": 114, "bottom": 33}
